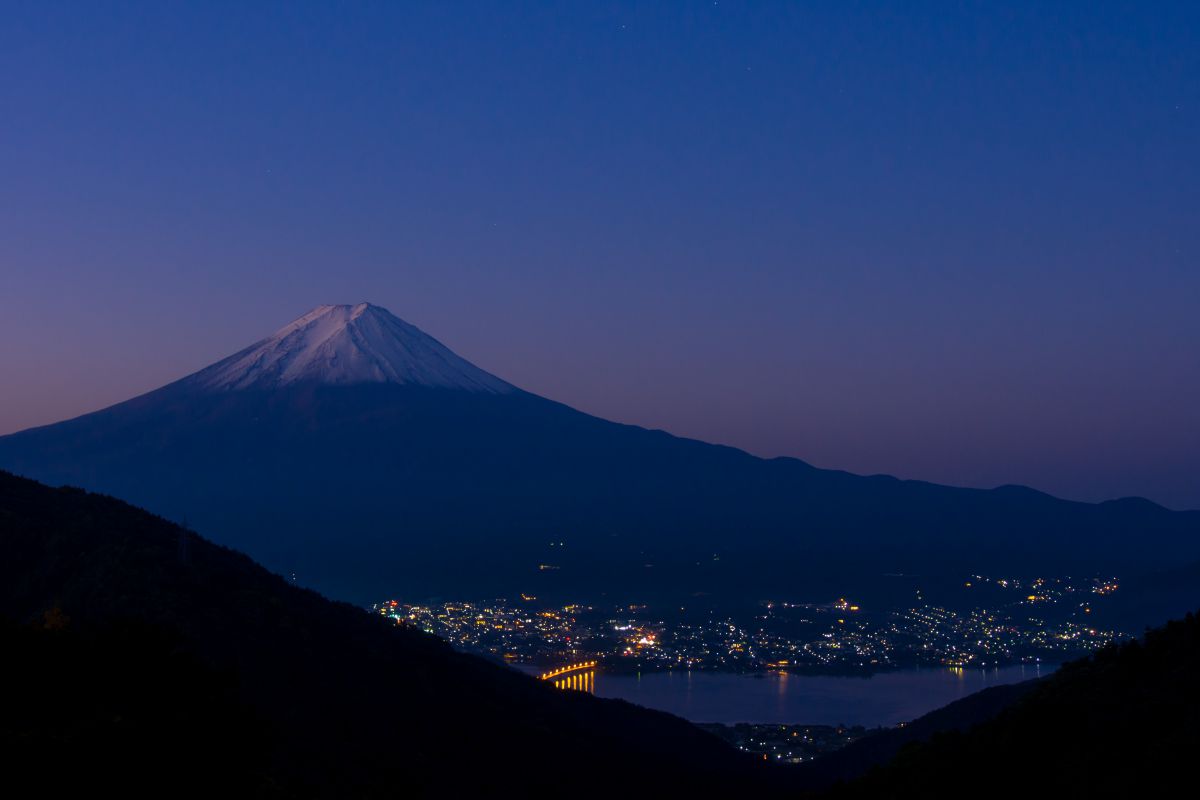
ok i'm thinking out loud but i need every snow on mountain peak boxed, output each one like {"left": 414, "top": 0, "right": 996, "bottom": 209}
{"left": 187, "top": 303, "right": 514, "bottom": 393}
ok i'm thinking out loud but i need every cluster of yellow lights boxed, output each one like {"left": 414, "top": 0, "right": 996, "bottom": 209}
{"left": 538, "top": 661, "right": 598, "bottom": 681}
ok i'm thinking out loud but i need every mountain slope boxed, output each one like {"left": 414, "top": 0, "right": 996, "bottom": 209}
{"left": 0, "top": 470, "right": 771, "bottom": 797}
{"left": 822, "top": 610, "right": 1200, "bottom": 797}
{"left": 188, "top": 303, "right": 513, "bottom": 392}
{"left": 794, "top": 680, "right": 1039, "bottom": 790}
{"left": 1, "top": 304, "right": 1196, "bottom": 603}
{"left": 1094, "top": 558, "right": 1200, "bottom": 632}
{"left": 2, "top": 618, "right": 273, "bottom": 798}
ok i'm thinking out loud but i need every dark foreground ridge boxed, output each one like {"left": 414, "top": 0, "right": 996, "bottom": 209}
{"left": 0, "top": 470, "right": 775, "bottom": 798}
{"left": 799, "top": 609, "right": 1200, "bottom": 796}
{"left": 3, "top": 469, "right": 1198, "bottom": 797}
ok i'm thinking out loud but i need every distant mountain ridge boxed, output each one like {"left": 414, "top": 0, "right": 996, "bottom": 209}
{"left": 1, "top": 303, "right": 1196, "bottom": 604}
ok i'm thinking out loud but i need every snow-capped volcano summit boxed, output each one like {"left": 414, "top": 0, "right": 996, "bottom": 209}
{"left": 188, "top": 303, "right": 514, "bottom": 393}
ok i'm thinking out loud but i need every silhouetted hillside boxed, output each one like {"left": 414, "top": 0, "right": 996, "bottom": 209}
{"left": 1, "top": 617, "right": 275, "bottom": 797}
{"left": 794, "top": 679, "right": 1038, "bottom": 790}
{"left": 0, "top": 471, "right": 773, "bottom": 798}
{"left": 822, "top": 610, "right": 1200, "bottom": 796}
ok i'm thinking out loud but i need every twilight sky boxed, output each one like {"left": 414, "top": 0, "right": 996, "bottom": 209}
{"left": 2, "top": 2, "right": 1198, "bottom": 508}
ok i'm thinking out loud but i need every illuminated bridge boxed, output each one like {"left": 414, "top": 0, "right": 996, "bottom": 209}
{"left": 539, "top": 661, "right": 598, "bottom": 693}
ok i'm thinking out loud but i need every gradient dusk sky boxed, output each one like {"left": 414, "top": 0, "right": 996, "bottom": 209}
{"left": 2, "top": 2, "right": 1197, "bottom": 508}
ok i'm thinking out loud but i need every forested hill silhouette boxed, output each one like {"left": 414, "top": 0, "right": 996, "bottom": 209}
{"left": 0, "top": 470, "right": 774, "bottom": 798}
{"left": 811, "top": 609, "right": 1200, "bottom": 796}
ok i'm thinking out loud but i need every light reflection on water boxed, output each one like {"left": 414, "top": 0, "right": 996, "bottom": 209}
{"left": 592, "top": 664, "right": 1050, "bottom": 727}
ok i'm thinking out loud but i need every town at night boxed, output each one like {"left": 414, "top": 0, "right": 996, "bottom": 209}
{"left": 378, "top": 574, "right": 1124, "bottom": 676}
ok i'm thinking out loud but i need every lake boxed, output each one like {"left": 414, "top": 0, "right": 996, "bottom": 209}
{"left": 591, "top": 665, "right": 1052, "bottom": 727}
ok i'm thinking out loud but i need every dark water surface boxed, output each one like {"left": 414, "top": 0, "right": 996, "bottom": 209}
{"left": 591, "top": 665, "right": 1051, "bottom": 727}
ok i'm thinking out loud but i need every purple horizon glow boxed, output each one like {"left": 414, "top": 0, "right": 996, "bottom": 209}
{"left": 2, "top": 3, "right": 1197, "bottom": 509}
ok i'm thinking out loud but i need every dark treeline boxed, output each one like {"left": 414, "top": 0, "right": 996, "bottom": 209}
{"left": 0, "top": 470, "right": 777, "bottom": 798}
{"left": 815, "top": 611, "right": 1200, "bottom": 796}
{"left": 1, "top": 617, "right": 275, "bottom": 797}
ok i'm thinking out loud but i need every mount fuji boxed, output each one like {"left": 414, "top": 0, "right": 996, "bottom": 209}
{"left": 187, "top": 303, "right": 514, "bottom": 393}
{"left": 2, "top": 303, "right": 1197, "bottom": 603}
